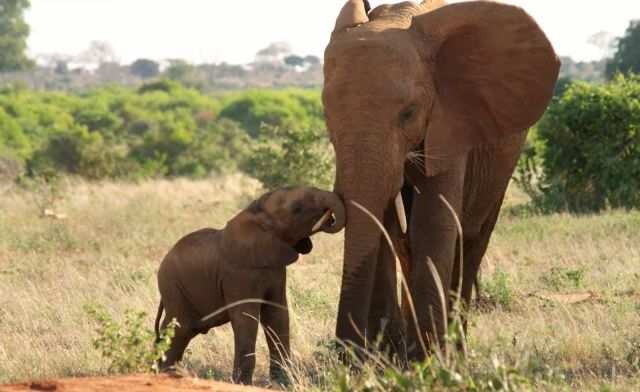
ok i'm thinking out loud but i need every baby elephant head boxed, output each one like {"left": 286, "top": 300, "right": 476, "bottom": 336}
{"left": 222, "top": 187, "right": 346, "bottom": 269}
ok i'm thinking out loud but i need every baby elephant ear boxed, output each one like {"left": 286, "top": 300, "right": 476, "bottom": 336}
{"left": 222, "top": 213, "right": 299, "bottom": 270}
{"left": 411, "top": 1, "right": 560, "bottom": 176}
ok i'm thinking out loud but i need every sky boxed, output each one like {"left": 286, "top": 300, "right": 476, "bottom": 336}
{"left": 26, "top": 0, "right": 639, "bottom": 65}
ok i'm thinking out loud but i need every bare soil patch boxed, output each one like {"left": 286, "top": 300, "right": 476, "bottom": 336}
{"left": 1, "top": 374, "right": 268, "bottom": 392}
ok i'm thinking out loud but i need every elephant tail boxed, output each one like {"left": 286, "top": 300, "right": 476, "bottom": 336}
{"left": 154, "top": 300, "right": 164, "bottom": 341}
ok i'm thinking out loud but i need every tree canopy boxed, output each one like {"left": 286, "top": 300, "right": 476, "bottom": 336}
{"left": 129, "top": 59, "right": 160, "bottom": 78}
{"left": 0, "top": 0, "right": 35, "bottom": 72}
{"left": 606, "top": 19, "right": 640, "bottom": 78}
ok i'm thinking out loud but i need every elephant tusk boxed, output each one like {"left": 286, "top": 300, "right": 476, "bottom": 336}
{"left": 394, "top": 192, "right": 407, "bottom": 234}
{"left": 312, "top": 210, "right": 333, "bottom": 232}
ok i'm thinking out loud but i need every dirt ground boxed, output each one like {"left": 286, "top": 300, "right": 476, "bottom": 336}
{"left": 1, "top": 374, "right": 269, "bottom": 392}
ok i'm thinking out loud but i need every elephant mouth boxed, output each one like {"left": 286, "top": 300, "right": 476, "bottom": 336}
{"left": 293, "top": 237, "right": 313, "bottom": 254}
{"left": 311, "top": 209, "right": 337, "bottom": 233}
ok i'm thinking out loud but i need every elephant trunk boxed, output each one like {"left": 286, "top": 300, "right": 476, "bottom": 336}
{"left": 335, "top": 197, "right": 385, "bottom": 347}
{"left": 332, "top": 131, "right": 402, "bottom": 347}
{"left": 309, "top": 188, "right": 346, "bottom": 234}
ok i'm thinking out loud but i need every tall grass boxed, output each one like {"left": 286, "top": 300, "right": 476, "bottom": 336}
{"left": 0, "top": 175, "right": 639, "bottom": 390}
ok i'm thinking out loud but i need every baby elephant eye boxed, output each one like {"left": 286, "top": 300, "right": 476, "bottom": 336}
{"left": 400, "top": 104, "right": 416, "bottom": 125}
{"left": 291, "top": 202, "right": 304, "bottom": 215}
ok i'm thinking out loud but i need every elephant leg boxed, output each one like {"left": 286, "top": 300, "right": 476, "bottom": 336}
{"left": 406, "top": 160, "right": 465, "bottom": 361}
{"left": 160, "top": 317, "right": 195, "bottom": 370}
{"left": 367, "top": 184, "right": 413, "bottom": 358}
{"left": 260, "top": 287, "right": 290, "bottom": 382}
{"left": 229, "top": 303, "right": 261, "bottom": 385}
{"left": 456, "top": 198, "right": 504, "bottom": 332}
{"left": 366, "top": 204, "right": 406, "bottom": 358}
{"left": 158, "top": 291, "right": 197, "bottom": 370}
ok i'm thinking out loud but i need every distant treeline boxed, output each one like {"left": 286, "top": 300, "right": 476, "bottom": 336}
{"left": 0, "top": 79, "right": 327, "bottom": 182}
{"left": 2, "top": 74, "right": 639, "bottom": 213}
{"left": 0, "top": 61, "right": 324, "bottom": 94}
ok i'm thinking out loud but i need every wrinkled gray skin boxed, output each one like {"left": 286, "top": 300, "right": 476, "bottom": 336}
{"left": 323, "top": 0, "right": 559, "bottom": 360}
{"left": 155, "top": 186, "right": 345, "bottom": 384}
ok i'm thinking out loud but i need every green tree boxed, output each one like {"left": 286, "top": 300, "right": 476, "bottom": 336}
{"left": 284, "top": 55, "right": 304, "bottom": 68}
{"left": 0, "top": 0, "right": 34, "bottom": 72}
{"left": 606, "top": 19, "right": 640, "bottom": 78}
{"left": 524, "top": 75, "right": 640, "bottom": 212}
{"left": 303, "top": 55, "right": 321, "bottom": 65}
{"left": 218, "top": 89, "right": 324, "bottom": 138}
{"left": 129, "top": 58, "right": 160, "bottom": 78}
{"left": 244, "top": 124, "right": 334, "bottom": 190}
{"left": 165, "top": 59, "right": 195, "bottom": 81}
{"left": 552, "top": 76, "right": 572, "bottom": 99}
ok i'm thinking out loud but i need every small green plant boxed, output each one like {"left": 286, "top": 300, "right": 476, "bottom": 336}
{"left": 481, "top": 268, "right": 514, "bottom": 309}
{"left": 364, "top": 354, "right": 554, "bottom": 392}
{"left": 16, "top": 173, "right": 67, "bottom": 215}
{"left": 244, "top": 123, "right": 335, "bottom": 189}
{"left": 84, "top": 304, "right": 177, "bottom": 374}
{"left": 540, "top": 267, "right": 586, "bottom": 291}
{"left": 332, "top": 301, "right": 561, "bottom": 392}
{"left": 625, "top": 337, "right": 640, "bottom": 372}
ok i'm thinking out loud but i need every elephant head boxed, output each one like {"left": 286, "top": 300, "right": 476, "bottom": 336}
{"left": 323, "top": 0, "right": 559, "bottom": 347}
{"left": 222, "top": 187, "right": 346, "bottom": 269}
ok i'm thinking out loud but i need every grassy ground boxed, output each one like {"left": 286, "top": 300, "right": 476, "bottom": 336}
{"left": 0, "top": 174, "right": 639, "bottom": 390}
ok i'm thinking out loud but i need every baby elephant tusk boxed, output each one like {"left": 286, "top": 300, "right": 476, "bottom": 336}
{"left": 395, "top": 192, "right": 407, "bottom": 234}
{"left": 312, "top": 210, "right": 333, "bottom": 232}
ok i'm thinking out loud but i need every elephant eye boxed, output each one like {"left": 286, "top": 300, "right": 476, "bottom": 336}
{"left": 291, "top": 202, "right": 304, "bottom": 215}
{"left": 400, "top": 104, "right": 416, "bottom": 126}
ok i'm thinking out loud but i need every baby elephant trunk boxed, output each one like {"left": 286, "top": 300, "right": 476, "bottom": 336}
{"left": 310, "top": 188, "right": 346, "bottom": 234}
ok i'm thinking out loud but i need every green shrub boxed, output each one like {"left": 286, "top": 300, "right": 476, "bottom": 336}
{"left": 333, "top": 290, "right": 562, "bottom": 392}
{"left": 1, "top": 82, "right": 330, "bottom": 182}
{"left": 522, "top": 74, "right": 640, "bottom": 212}
{"left": 0, "top": 144, "right": 24, "bottom": 182}
{"left": 481, "top": 268, "right": 514, "bottom": 309}
{"left": 84, "top": 304, "right": 177, "bottom": 374}
{"left": 243, "top": 123, "right": 335, "bottom": 190}
{"left": 513, "top": 126, "right": 545, "bottom": 202}
{"left": 364, "top": 355, "right": 554, "bottom": 392}
{"left": 219, "top": 89, "right": 324, "bottom": 138}
{"left": 29, "top": 127, "right": 121, "bottom": 180}
{"left": 540, "top": 267, "right": 586, "bottom": 291}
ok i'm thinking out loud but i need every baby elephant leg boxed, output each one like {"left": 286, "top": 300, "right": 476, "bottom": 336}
{"left": 161, "top": 322, "right": 194, "bottom": 370}
{"left": 229, "top": 303, "right": 261, "bottom": 385}
{"left": 159, "top": 303, "right": 196, "bottom": 371}
{"left": 261, "top": 299, "right": 290, "bottom": 382}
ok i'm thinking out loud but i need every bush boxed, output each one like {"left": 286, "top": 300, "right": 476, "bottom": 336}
{"left": 481, "top": 268, "right": 514, "bottom": 309}
{"left": 219, "top": 89, "right": 324, "bottom": 138}
{"left": 0, "top": 82, "right": 329, "bottom": 182}
{"left": 540, "top": 267, "right": 586, "bottom": 291}
{"left": 84, "top": 304, "right": 177, "bottom": 374}
{"left": 243, "top": 123, "right": 335, "bottom": 190}
{"left": 520, "top": 74, "right": 640, "bottom": 212}
{"left": 0, "top": 144, "right": 24, "bottom": 182}
{"left": 333, "top": 282, "right": 562, "bottom": 392}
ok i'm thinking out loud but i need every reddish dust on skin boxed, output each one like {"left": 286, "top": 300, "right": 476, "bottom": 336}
{"left": 1, "top": 374, "right": 271, "bottom": 392}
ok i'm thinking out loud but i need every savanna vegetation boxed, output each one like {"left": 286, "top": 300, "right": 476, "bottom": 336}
{"left": 1, "top": 2, "right": 640, "bottom": 390}
{"left": 1, "top": 175, "right": 639, "bottom": 390}
{"left": 0, "top": 71, "right": 639, "bottom": 389}
{"left": 0, "top": 81, "right": 332, "bottom": 188}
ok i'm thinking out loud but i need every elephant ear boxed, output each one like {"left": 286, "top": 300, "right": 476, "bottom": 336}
{"left": 333, "top": 0, "right": 370, "bottom": 34}
{"left": 411, "top": 1, "right": 560, "bottom": 176}
{"left": 221, "top": 213, "right": 299, "bottom": 270}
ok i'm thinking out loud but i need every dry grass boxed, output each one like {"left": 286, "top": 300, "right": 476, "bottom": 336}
{"left": 0, "top": 174, "right": 639, "bottom": 390}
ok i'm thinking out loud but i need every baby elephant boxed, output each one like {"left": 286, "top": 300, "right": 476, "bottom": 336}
{"left": 154, "top": 186, "right": 345, "bottom": 384}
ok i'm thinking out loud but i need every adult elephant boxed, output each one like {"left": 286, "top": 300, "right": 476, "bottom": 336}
{"left": 323, "top": 0, "right": 559, "bottom": 360}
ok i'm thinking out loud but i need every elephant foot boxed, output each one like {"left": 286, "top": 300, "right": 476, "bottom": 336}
{"left": 269, "top": 367, "right": 290, "bottom": 386}
{"left": 232, "top": 372, "right": 253, "bottom": 385}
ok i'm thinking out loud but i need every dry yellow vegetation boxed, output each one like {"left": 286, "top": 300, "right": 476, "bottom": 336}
{"left": 0, "top": 174, "right": 639, "bottom": 390}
